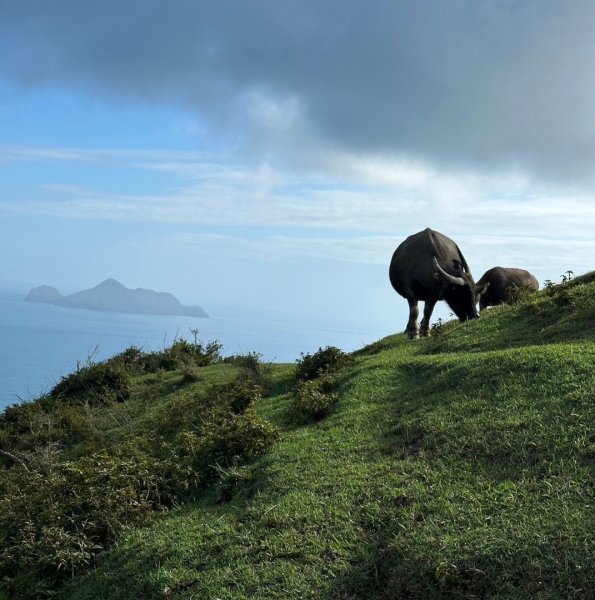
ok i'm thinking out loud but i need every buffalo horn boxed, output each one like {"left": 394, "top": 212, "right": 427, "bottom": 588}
{"left": 433, "top": 257, "right": 466, "bottom": 286}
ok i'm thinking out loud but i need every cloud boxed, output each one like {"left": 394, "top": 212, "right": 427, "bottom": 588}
{"left": 169, "top": 231, "right": 396, "bottom": 265}
{"left": 3, "top": 144, "right": 595, "bottom": 239}
{"left": 0, "top": 144, "right": 484, "bottom": 232}
{"left": 3, "top": 143, "right": 595, "bottom": 287}
{"left": 0, "top": 147, "right": 200, "bottom": 164}
{"left": 2, "top": 2, "right": 595, "bottom": 184}
{"left": 153, "top": 229, "right": 595, "bottom": 291}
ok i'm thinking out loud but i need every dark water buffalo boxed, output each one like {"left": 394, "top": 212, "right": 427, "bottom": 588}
{"left": 389, "top": 228, "right": 488, "bottom": 338}
{"left": 476, "top": 267, "right": 539, "bottom": 310}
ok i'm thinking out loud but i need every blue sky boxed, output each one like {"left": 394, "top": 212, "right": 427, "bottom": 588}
{"left": 2, "top": 1, "right": 595, "bottom": 332}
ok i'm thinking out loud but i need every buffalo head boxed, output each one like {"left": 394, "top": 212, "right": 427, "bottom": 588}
{"left": 433, "top": 257, "right": 488, "bottom": 321}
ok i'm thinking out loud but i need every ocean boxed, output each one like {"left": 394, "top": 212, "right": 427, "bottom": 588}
{"left": 0, "top": 295, "right": 387, "bottom": 411}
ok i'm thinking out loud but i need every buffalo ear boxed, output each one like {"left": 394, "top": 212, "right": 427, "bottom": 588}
{"left": 476, "top": 282, "right": 490, "bottom": 296}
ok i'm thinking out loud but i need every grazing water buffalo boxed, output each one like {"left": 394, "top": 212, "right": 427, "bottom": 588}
{"left": 476, "top": 267, "right": 539, "bottom": 310}
{"left": 389, "top": 228, "right": 488, "bottom": 338}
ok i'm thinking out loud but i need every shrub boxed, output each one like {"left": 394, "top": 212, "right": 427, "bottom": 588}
{"left": 0, "top": 340, "right": 281, "bottom": 597}
{"left": 190, "top": 407, "right": 280, "bottom": 468}
{"left": 226, "top": 408, "right": 280, "bottom": 459}
{"left": 224, "top": 352, "right": 274, "bottom": 392}
{"left": 106, "top": 345, "right": 146, "bottom": 374}
{"left": 506, "top": 284, "right": 537, "bottom": 306}
{"left": 295, "top": 346, "right": 353, "bottom": 382}
{"left": 293, "top": 375, "right": 339, "bottom": 421}
{"left": 223, "top": 351, "right": 263, "bottom": 370}
{"left": 180, "top": 364, "right": 202, "bottom": 385}
{"left": 293, "top": 347, "right": 350, "bottom": 421}
{"left": 0, "top": 441, "right": 197, "bottom": 596}
{"left": 543, "top": 275, "right": 577, "bottom": 309}
{"left": 174, "top": 380, "right": 279, "bottom": 476}
{"left": 212, "top": 379, "right": 264, "bottom": 414}
{"left": 0, "top": 401, "right": 83, "bottom": 470}
{"left": 50, "top": 362, "right": 133, "bottom": 406}
{"left": 105, "top": 334, "right": 223, "bottom": 376}
{"left": 169, "top": 338, "right": 223, "bottom": 367}
{"left": 139, "top": 338, "right": 223, "bottom": 373}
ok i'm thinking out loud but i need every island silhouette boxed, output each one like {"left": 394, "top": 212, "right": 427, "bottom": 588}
{"left": 25, "top": 278, "right": 209, "bottom": 318}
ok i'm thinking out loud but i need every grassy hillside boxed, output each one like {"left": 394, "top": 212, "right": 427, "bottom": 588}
{"left": 2, "top": 275, "right": 594, "bottom": 599}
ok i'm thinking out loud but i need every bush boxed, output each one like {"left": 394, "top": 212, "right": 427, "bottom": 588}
{"left": 105, "top": 335, "right": 223, "bottom": 376}
{"left": 224, "top": 352, "right": 274, "bottom": 392}
{"left": 168, "top": 338, "right": 223, "bottom": 367}
{"left": 293, "top": 347, "right": 350, "bottom": 421}
{"left": 223, "top": 351, "right": 263, "bottom": 370}
{"left": 50, "top": 362, "right": 133, "bottom": 406}
{"left": 293, "top": 375, "right": 339, "bottom": 422}
{"left": 136, "top": 338, "right": 222, "bottom": 373}
{"left": 176, "top": 379, "right": 278, "bottom": 474}
{"left": 0, "top": 441, "right": 197, "bottom": 596}
{"left": 106, "top": 345, "right": 146, "bottom": 374}
{"left": 189, "top": 408, "right": 280, "bottom": 468}
{"left": 0, "top": 339, "right": 281, "bottom": 597}
{"left": 212, "top": 379, "right": 264, "bottom": 414}
{"left": 180, "top": 364, "right": 202, "bottom": 384}
{"left": 506, "top": 284, "right": 537, "bottom": 306}
{"left": 295, "top": 346, "right": 353, "bottom": 382}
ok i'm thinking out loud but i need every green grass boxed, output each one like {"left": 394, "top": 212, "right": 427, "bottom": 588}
{"left": 3, "top": 279, "right": 595, "bottom": 598}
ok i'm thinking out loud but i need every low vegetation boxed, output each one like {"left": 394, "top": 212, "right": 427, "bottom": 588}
{"left": 291, "top": 347, "right": 349, "bottom": 422}
{"left": 1, "top": 274, "right": 594, "bottom": 599}
{"left": 0, "top": 343, "right": 279, "bottom": 598}
{"left": 294, "top": 345, "right": 354, "bottom": 381}
{"left": 292, "top": 375, "right": 339, "bottom": 422}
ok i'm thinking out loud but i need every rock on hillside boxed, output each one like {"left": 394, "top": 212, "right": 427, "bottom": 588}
{"left": 24, "top": 279, "right": 209, "bottom": 318}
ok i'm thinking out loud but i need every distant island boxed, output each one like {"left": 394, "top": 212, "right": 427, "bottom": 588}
{"left": 24, "top": 278, "right": 209, "bottom": 318}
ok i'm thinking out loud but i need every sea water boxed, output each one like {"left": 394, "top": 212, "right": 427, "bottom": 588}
{"left": 0, "top": 296, "right": 386, "bottom": 411}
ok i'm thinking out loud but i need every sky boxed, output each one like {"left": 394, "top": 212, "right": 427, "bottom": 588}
{"left": 2, "top": 1, "right": 595, "bottom": 333}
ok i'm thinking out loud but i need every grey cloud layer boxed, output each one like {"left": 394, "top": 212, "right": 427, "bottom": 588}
{"left": 2, "top": 1, "right": 595, "bottom": 182}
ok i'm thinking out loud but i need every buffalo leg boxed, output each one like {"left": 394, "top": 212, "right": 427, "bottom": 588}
{"left": 405, "top": 299, "right": 420, "bottom": 339}
{"left": 420, "top": 299, "right": 437, "bottom": 336}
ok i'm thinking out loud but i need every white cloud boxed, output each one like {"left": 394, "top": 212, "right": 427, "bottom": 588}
{"left": 165, "top": 229, "right": 595, "bottom": 284}
{"left": 0, "top": 146, "right": 202, "bottom": 164}
{"left": 170, "top": 231, "right": 395, "bottom": 265}
{"left": 2, "top": 143, "right": 595, "bottom": 285}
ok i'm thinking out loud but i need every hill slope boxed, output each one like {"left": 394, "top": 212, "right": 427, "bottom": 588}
{"left": 2, "top": 275, "right": 594, "bottom": 599}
